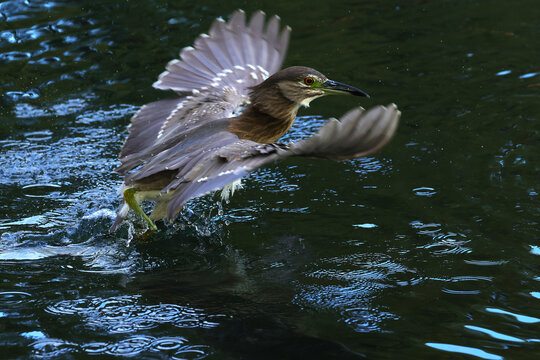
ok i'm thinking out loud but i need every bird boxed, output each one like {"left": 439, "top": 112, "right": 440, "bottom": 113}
{"left": 109, "top": 10, "right": 400, "bottom": 233}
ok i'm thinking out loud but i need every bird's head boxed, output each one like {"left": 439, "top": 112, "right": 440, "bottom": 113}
{"left": 251, "top": 66, "right": 369, "bottom": 109}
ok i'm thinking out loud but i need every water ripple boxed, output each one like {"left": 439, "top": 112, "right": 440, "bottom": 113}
{"left": 31, "top": 335, "right": 200, "bottom": 358}
{"left": 0, "top": 291, "right": 32, "bottom": 304}
{"left": 31, "top": 338, "right": 78, "bottom": 359}
{"left": 412, "top": 186, "right": 437, "bottom": 197}
{"left": 46, "top": 295, "right": 221, "bottom": 333}
{"left": 22, "top": 183, "right": 62, "bottom": 198}
{"left": 172, "top": 345, "right": 211, "bottom": 360}
{"left": 81, "top": 342, "right": 109, "bottom": 354}
{"left": 411, "top": 221, "right": 471, "bottom": 254}
{"left": 297, "top": 283, "right": 393, "bottom": 333}
{"left": 295, "top": 252, "right": 406, "bottom": 332}
{"left": 151, "top": 337, "right": 187, "bottom": 351}
{"left": 36, "top": 295, "right": 216, "bottom": 357}
{"left": 105, "top": 335, "right": 155, "bottom": 356}
{"left": 342, "top": 307, "right": 398, "bottom": 333}
{"left": 0, "top": 51, "right": 31, "bottom": 62}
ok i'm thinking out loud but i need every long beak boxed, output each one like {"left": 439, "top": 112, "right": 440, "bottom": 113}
{"left": 321, "top": 79, "right": 370, "bottom": 98}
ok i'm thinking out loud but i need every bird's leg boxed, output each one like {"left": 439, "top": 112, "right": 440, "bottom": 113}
{"left": 123, "top": 188, "right": 158, "bottom": 231}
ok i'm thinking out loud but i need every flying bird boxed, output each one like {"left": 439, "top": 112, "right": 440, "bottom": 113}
{"left": 110, "top": 10, "right": 400, "bottom": 232}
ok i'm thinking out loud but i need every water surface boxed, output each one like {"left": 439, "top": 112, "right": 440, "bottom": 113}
{"left": 1, "top": 0, "right": 539, "bottom": 359}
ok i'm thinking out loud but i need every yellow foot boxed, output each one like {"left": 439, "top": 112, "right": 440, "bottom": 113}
{"left": 123, "top": 188, "right": 158, "bottom": 231}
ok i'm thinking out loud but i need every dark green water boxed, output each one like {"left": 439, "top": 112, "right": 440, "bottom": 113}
{"left": 1, "top": 0, "right": 539, "bottom": 359}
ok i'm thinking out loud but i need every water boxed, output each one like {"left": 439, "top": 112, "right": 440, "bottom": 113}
{"left": 1, "top": 0, "right": 539, "bottom": 359}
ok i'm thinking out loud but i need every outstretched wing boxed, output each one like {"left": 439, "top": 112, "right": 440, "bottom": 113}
{"left": 289, "top": 104, "right": 400, "bottom": 160}
{"left": 153, "top": 10, "right": 290, "bottom": 95}
{"left": 159, "top": 104, "right": 400, "bottom": 221}
{"left": 117, "top": 10, "right": 291, "bottom": 175}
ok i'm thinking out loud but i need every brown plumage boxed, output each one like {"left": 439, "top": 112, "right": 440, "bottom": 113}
{"left": 228, "top": 67, "right": 326, "bottom": 142}
{"left": 228, "top": 107, "right": 295, "bottom": 143}
{"left": 110, "top": 10, "right": 400, "bottom": 232}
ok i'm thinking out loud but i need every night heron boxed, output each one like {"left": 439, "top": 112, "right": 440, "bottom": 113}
{"left": 110, "top": 10, "right": 400, "bottom": 232}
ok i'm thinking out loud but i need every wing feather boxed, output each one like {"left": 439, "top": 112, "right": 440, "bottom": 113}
{"left": 118, "top": 98, "right": 184, "bottom": 159}
{"left": 153, "top": 10, "right": 290, "bottom": 95}
{"left": 289, "top": 104, "right": 401, "bottom": 160}
{"left": 149, "top": 105, "right": 400, "bottom": 221}
{"left": 263, "top": 16, "right": 281, "bottom": 71}
{"left": 119, "top": 9, "right": 291, "bottom": 173}
{"left": 277, "top": 25, "right": 291, "bottom": 67}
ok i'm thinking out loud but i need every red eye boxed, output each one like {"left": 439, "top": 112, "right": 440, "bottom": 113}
{"left": 304, "top": 77, "right": 314, "bottom": 85}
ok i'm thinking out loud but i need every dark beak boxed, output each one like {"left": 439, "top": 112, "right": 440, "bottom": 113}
{"left": 321, "top": 79, "right": 370, "bottom": 98}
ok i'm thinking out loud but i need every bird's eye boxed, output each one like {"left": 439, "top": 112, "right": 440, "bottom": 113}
{"left": 304, "top": 77, "right": 314, "bottom": 86}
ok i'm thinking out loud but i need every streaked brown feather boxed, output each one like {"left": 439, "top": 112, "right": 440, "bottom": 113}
{"left": 228, "top": 107, "right": 295, "bottom": 143}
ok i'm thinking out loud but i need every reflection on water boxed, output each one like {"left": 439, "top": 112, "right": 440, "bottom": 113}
{"left": 1, "top": 0, "right": 540, "bottom": 359}
{"left": 426, "top": 343, "right": 503, "bottom": 360}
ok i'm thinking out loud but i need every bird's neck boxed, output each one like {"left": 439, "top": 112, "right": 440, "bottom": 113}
{"left": 228, "top": 87, "right": 300, "bottom": 143}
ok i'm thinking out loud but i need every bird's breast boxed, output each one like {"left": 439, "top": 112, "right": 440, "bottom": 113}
{"left": 229, "top": 117, "right": 294, "bottom": 143}
{"left": 228, "top": 106, "right": 296, "bottom": 143}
